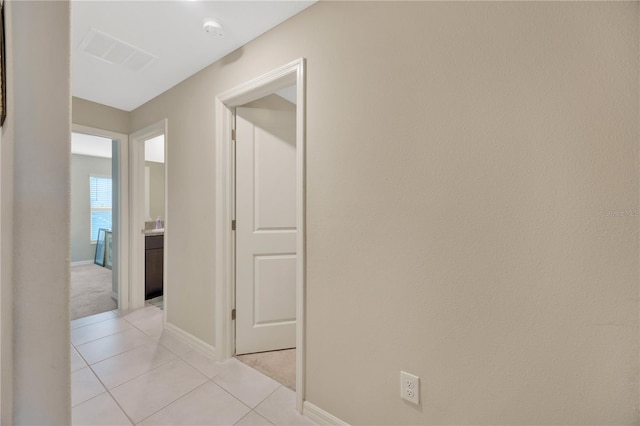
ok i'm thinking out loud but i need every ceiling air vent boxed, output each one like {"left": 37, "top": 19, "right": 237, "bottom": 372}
{"left": 79, "top": 28, "right": 157, "bottom": 72}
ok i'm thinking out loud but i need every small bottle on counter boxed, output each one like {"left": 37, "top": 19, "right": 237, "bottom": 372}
{"left": 156, "top": 216, "right": 162, "bottom": 229}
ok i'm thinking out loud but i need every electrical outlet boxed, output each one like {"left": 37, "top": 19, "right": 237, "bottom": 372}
{"left": 400, "top": 371, "right": 420, "bottom": 405}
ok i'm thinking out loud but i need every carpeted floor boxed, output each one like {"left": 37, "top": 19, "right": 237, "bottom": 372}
{"left": 236, "top": 348, "right": 296, "bottom": 390}
{"left": 71, "top": 263, "right": 116, "bottom": 320}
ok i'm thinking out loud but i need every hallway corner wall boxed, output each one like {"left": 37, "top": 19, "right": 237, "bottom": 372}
{"left": 7, "top": 1, "right": 72, "bottom": 424}
{"left": 131, "top": 2, "right": 639, "bottom": 424}
{"left": 72, "top": 97, "right": 131, "bottom": 136}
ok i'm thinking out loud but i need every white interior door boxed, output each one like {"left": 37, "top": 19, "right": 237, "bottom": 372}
{"left": 235, "top": 99, "right": 297, "bottom": 355}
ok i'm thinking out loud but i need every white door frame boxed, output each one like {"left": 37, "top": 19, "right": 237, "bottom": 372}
{"left": 72, "top": 124, "right": 130, "bottom": 310}
{"left": 214, "top": 58, "right": 306, "bottom": 411}
{"left": 129, "top": 120, "right": 168, "bottom": 311}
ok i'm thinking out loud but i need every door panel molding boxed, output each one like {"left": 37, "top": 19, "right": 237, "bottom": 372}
{"left": 214, "top": 58, "right": 306, "bottom": 412}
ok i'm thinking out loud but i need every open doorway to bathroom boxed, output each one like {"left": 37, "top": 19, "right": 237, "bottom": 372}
{"left": 129, "top": 120, "right": 167, "bottom": 312}
{"left": 143, "top": 134, "right": 165, "bottom": 310}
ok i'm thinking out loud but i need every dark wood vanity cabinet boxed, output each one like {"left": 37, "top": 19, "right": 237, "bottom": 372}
{"left": 145, "top": 234, "right": 163, "bottom": 299}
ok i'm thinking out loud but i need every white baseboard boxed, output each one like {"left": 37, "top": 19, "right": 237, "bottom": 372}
{"left": 71, "top": 260, "right": 94, "bottom": 267}
{"left": 303, "top": 401, "right": 349, "bottom": 426}
{"left": 163, "top": 322, "right": 216, "bottom": 359}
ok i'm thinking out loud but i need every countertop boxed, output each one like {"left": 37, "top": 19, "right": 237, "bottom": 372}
{"left": 144, "top": 228, "right": 164, "bottom": 236}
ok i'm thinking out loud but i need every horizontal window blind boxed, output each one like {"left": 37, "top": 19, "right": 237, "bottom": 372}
{"left": 90, "top": 176, "right": 112, "bottom": 242}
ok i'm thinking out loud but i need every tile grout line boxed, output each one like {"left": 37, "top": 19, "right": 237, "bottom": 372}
{"left": 70, "top": 314, "right": 116, "bottom": 330}
{"left": 119, "top": 350, "right": 227, "bottom": 423}
{"left": 100, "top": 384, "right": 136, "bottom": 425}
{"left": 251, "top": 384, "right": 284, "bottom": 423}
{"left": 133, "top": 380, "right": 212, "bottom": 425}
{"left": 199, "top": 358, "right": 288, "bottom": 420}
{"left": 73, "top": 331, "right": 151, "bottom": 366}
{"left": 234, "top": 409, "right": 275, "bottom": 426}
{"left": 86, "top": 350, "right": 196, "bottom": 425}
{"left": 73, "top": 309, "right": 164, "bottom": 365}
{"left": 90, "top": 348, "right": 178, "bottom": 393}
{"left": 72, "top": 307, "right": 298, "bottom": 425}
{"left": 115, "top": 338, "right": 278, "bottom": 423}
{"left": 205, "top": 375, "right": 255, "bottom": 412}
{"left": 71, "top": 390, "right": 135, "bottom": 426}
{"left": 77, "top": 323, "right": 186, "bottom": 390}
{"left": 82, "top": 331, "right": 205, "bottom": 422}
{"left": 70, "top": 346, "right": 89, "bottom": 373}
{"left": 83, "top": 352, "right": 137, "bottom": 425}
{"left": 205, "top": 368, "right": 283, "bottom": 418}
{"left": 71, "top": 308, "right": 167, "bottom": 425}
{"left": 79, "top": 324, "right": 172, "bottom": 424}
{"left": 128, "top": 367, "right": 271, "bottom": 426}
{"left": 71, "top": 321, "right": 134, "bottom": 346}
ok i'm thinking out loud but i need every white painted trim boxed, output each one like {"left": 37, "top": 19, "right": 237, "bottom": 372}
{"left": 303, "top": 402, "right": 350, "bottom": 426}
{"left": 162, "top": 121, "right": 169, "bottom": 323}
{"left": 294, "top": 61, "right": 307, "bottom": 413}
{"left": 70, "top": 260, "right": 94, "bottom": 267}
{"left": 164, "top": 322, "right": 216, "bottom": 359}
{"left": 129, "top": 120, "right": 168, "bottom": 312}
{"left": 72, "top": 124, "right": 130, "bottom": 311}
{"left": 214, "top": 97, "right": 235, "bottom": 361}
{"left": 214, "top": 58, "right": 306, "bottom": 412}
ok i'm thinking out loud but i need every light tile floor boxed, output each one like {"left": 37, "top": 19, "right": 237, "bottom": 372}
{"left": 71, "top": 305, "right": 315, "bottom": 426}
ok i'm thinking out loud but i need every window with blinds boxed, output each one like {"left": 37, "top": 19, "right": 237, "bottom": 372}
{"left": 90, "top": 175, "right": 112, "bottom": 242}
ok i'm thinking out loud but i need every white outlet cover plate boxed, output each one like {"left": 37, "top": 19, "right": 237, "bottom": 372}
{"left": 400, "top": 371, "right": 420, "bottom": 405}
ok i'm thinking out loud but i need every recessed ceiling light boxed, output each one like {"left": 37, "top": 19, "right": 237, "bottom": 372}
{"left": 203, "top": 18, "right": 223, "bottom": 37}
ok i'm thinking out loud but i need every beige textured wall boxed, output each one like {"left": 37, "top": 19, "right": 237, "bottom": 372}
{"left": 131, "top": 2, "right": 639, "bottom": 423}
{"left": 72, "top": 96, "right": 130, "bottom": 135}
{"left": 1, "top": 3, "right": 13, "bottom": 420}
{"left": 145, "top": 161, "right": 165, "bottom": 221}
{"left": 7, "top": 1, "right": 71, "bottom": 424}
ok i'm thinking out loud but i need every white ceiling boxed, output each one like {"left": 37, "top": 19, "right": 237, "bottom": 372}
{"left": 72, "top": 1, "right": 316, "bottom": 112}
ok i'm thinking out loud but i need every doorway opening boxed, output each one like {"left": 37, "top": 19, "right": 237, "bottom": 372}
{"left": 130, "top": 120, "right": 168, "bottom": 312}
{"left": 233, "top": 87, "right": 298, "bottom": 391}
{"left": 143, "top": 134, "right": 166, "bottom": 309}
{"left": 70, "top": 124, "right": 130, "bottom": 320}
{"left": 215, "top": 58, "right": 306, "bottom": 411}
